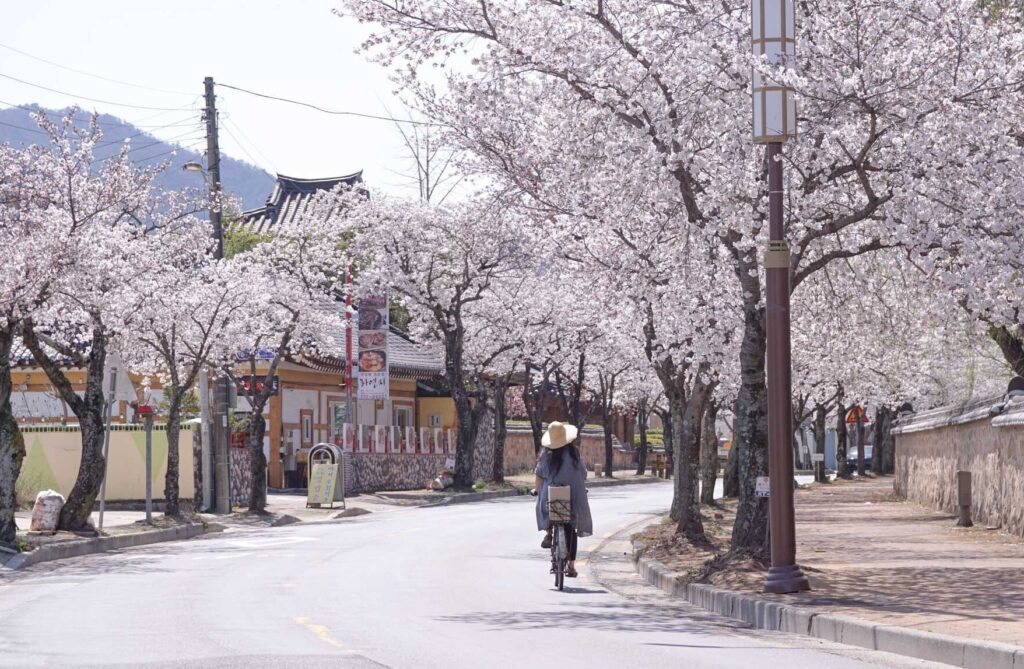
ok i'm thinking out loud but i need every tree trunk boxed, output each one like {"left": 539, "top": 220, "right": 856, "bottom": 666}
{"left": 24, "top": 324, "right": 108, "bottom": 531}
{"left": 874, "top": 406, "right": 895, "bottom": 475}
{"left": 0, "top": 326, "right": 25, "bottom": 547}
{"left": 492, "top": 376, "right": 508, "bottom": 483}
{"left": 729, "top": 292, "right": 770, "bottom": 554}
{"left": 163, "top": 394, "right": 182, "bottom": 516}
{"left": 523, "top": 362, "right": 548, "bottom": 456}
{"left": 723, "top": 441, "right": 739, "bottom": 497}
{"left": 452, "top": 391, "right": 479, "bottom": 488}
{"left": 246, "top": 333, "right": 292, "bottom": 513}
{"left": 635, "top": 402, "right": 649, "bottom": 476}
{"left": 659, "top": 408, "right": 674, "bottom": 476}
{"left": 700, "top": 399, "right": 718, "bottom": 505}
{"left": 247, "top": 409, "right": 268, "bottom": 513}
{"left": 836, "top": 396, "right": 850, "bottom": 479}
{"left": 193, "top": 421, "right": 203, "bottom": 512}
{"left": 872, "top": 407, "right": 884, "bottom": 477}
{"left": 989, "top": 325, "right": 1024, "bottom": 377}
{"left": 855, "top": 407, "right": 866, "bottom": 476}
{"left": 813, "top": 404, "right": 829, "bottom": 484}
{"left": 669, "top": 383, "right": 709, "bottom": 539}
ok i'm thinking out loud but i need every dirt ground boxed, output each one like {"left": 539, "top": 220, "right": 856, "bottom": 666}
{"left": 635, "top": 476, "right": 1024, "bottom": 645}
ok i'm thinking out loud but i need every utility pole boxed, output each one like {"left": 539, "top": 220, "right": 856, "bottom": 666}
{"left": 203, "top": 76, "right": 231, "bottom": 514}
{"left": 752, "top": 0, "right": 809, "bottom": 594}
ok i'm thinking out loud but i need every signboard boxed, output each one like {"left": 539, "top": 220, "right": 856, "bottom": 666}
{"left": 755, "top": 476, "right": 771, "bottom": 498}
{"left": 236, "top": 375, "right": 279, "bottom": 397}
{"left": 356, "top": 293, "right": 389, "bottom": 400}
{"left": 307, "top": 463, "right": 339, "bottom": 507}
{"left": 845, "top": 406, "right": 869, "bottom": 424}
{"left": 811, "top": 453, "right": 825, "bottom": 463}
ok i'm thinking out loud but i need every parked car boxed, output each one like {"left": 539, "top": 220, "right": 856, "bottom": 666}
{"left": 846, "top": 444, "right": 873, "bottom": 471}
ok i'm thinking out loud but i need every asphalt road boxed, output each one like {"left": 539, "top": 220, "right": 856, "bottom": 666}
{"left": 0, "top": 482, "right": 945, "bottom": 669}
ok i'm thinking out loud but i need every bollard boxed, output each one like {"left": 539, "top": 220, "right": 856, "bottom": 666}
{"left": 957, "top": 470, "right": 973, "bottom": 528}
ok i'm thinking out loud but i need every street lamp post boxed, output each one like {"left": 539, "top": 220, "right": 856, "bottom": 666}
{"left": 752, "top": 0, "right": 810, "bottom": 594}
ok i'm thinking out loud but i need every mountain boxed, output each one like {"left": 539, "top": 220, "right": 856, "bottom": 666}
{"left": 0, "top": 105, "right": 276, "bottom": 211}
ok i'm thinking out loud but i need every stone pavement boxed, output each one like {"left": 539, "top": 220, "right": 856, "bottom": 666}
{"left": 711, "top": 476, "right": 1024, "bottom": 646}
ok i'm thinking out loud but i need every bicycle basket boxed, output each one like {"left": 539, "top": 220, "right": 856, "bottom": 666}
{"left": 548, "top": 485, "right": 572, "bottom": 523}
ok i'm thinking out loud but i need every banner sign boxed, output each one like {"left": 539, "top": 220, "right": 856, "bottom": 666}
{"left": 307, "top": 463, "right": 339, "bottom": 507}
{"left": 356, "top": 293, "right": 389, "bottom": 400}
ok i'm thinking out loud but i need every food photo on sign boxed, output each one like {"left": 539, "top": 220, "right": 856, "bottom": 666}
{"left": 359, "top": 350, "right": 387, "bottom": 373}
{"left": 358, "top": 331, "right": 386, "bottom": 350}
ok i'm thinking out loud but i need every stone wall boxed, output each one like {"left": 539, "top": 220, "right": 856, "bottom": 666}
{"left": 345, "top": 409, "right": 495, "bottom": 494}
{"left": 894, "top": 392, "right": 1024, "bottom": 536}
{"left": 502, "top": 427, "right": 635, "bottom": 476}
{"left": 346, "top": 453, "right": 449, "bottom": 493}
{"left": 229, "top": 448, "right": 253, "bottom": 507}
{"left": 340, "top": 418, "right": 636, "bottom": 494}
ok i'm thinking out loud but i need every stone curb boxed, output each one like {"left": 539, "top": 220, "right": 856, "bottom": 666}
{"left": 588, "top": 476, "right": 668, "bottom": 489}
{"left": 3, "top": 523, "right": 215, "bottom": 571}
{"left": 421, "top": 489, "right": 522, "bottom": 507}
{"left": 632, "top": 545, "right": 1024, "bottom": 668}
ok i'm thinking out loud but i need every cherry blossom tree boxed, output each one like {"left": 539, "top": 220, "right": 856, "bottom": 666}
{"left": 122, "top": 255, "right": 259, "bottom": 516}
{"left": 340, "top": 0, "right": 1024, "bottom": 550}
{"left": 10, "top": 111, "right": 204, "bottom": 531}
{"left": 0, "top": 139, "right": 78, "bottom": 545}
{"left": 340, "top": 193, "right": 532, "bottom": 488}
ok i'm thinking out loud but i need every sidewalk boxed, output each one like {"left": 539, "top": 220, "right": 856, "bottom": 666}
{"left": 15, "top": 509, "right": 148, "bottom": 531}
{"left": 633, "top": 475, "right": 1024, "bottom": 655}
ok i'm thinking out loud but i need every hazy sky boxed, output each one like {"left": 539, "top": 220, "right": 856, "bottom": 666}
{"left": 0, "top": 0, "right": 427, "bottom": 196}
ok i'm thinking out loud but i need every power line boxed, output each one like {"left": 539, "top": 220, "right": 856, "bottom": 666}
{"left": 95, "top": 117, "right": 200, "bottom": 148}
{"left": 220, "top": 116, "right": 275, "bottom": 171}
{"left": 0, "top": 93, "right": 201, "bottom": 134}
{"left": 0, "top": 42, "right": 194, "bottom": 97}
{"left": 0, "top": 71, "right": 189, "bottom": 111}
{"left": 122, "top": 129, "right": 206, "bottom": 156}
{"left": 217, "top": 82, "right": 442, "bottom": 126}
{"left": 0, "top": 118, "right": 48, "bottom": 137}
{"left": 131, "top": 141, "right": 204, "bottom": 164}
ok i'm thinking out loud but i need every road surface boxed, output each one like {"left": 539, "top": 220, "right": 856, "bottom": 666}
{"left": 0, "top": 482, "right": 944, "bottom": 668}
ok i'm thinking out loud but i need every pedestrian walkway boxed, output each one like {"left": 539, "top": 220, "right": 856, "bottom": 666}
{"left": 15, "top": 509, "right": 146, "bottom": 531}
{"left": 715, "top": 477, "right": 1024, "bottom": 646}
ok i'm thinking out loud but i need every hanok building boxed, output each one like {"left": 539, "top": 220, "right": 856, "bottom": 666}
{"left": 238, "top": 174, "right": 454, "bottom": 492}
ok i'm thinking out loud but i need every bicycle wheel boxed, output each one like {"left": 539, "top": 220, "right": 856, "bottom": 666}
{"left": 553, "top": 525, "right": 566, "bottom": 591}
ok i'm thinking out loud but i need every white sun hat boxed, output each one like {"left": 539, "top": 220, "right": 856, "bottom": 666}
{"left": 541, "top": 421, "right": 578, "bottom": 450}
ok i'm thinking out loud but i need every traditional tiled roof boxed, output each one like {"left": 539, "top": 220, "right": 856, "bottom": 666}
{"left": 240, "top": 173, "right": 363, "bottom": 233}
{"left": 10, "top": 334, "right": 87, "bottom": 368}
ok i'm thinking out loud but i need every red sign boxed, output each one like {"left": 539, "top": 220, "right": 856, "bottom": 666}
{"left": 845, "top": 406, "right": 869, "bottom": 424}
{"left": 235, "top": 375, "right": 279, "bottom": 397}
{"left": 135, "top": 404, "right": 154, "bottom": 415}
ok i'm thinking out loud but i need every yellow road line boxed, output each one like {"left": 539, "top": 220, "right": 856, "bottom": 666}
{"left": 294, "top": 616, "right": 345, "bottom": 649}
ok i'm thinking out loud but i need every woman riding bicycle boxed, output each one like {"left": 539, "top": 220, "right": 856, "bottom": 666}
{"left": 533, "top": 421, "right": 593, "bottom": 578}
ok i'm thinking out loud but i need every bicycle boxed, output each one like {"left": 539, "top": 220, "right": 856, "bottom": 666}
{"left": 547, "top": 485, "right": 572, "bottom": 591}
{"left": 531, "top": 484, "right": 573, "bottom": 591}
{"left": 549, "top": 518, "right": 570, "bottom": 590}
